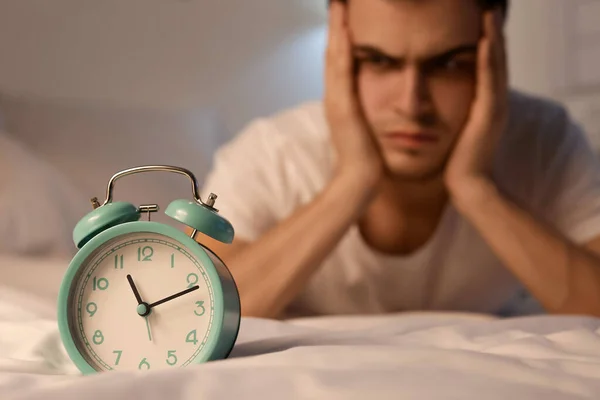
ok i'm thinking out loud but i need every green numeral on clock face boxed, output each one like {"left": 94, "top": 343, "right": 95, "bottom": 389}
{"left": 187, "top": 273, "right": 198, "bottom": 288}
{"left": 166, "top": 350, "right": 177, "bottom": 366}
{"left": 93, "top": 330, "right": 104, "bottom": 345}
{"left": 186, "top": 329, "right": 198, "bottom": 345}
{"left": 194, "top": 301, "right": 205, "bottom": 316}
{"left": 86, "top": 302, "right": 97, "bottom": 317}
{"left": 138, "top": 246, "right": 154, "bottom": 262}
{"left": 113, "top": 350, "right": 122, "bottom": 365}
{"left": 171, "top": 253, "right": 175, "bottom": 268}
{"left": 114, "top": 254, "right": 124, "bottom": 269}
{"left": 138, "top": 357, "right": 150, "bottom": 370}
{"left": 93, "top": 277, "right": 109, "bottom": 291}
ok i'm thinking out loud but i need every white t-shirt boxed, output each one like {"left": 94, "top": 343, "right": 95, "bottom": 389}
{"left": 201, "top": 90, "right": 600, "bottom": 318}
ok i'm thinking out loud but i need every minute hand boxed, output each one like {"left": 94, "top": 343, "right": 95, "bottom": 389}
{"left": 148, "top": 285, "right": 200, "bottom": 309}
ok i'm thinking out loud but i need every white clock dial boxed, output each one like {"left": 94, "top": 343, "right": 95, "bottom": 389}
{"left": 68, "top": 232, "right": 215, "bottom": 371}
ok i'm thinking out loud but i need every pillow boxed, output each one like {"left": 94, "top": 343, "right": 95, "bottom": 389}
{"left": 0, "top": 95, "right": 226, "bottom": 227}
{"left": 0, "top": 130, "right": 89, "bottom": 258}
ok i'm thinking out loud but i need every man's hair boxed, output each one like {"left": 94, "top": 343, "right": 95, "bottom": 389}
{"left": 329, "top": 0, "right": 510, "bottom": 15}
{"left": 477, "top": 0, "right": 509, "bottom": 14}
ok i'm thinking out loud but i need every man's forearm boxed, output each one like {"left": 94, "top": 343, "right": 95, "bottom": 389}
{"left": 228, "top": 171, "right": 377, "bottom": 319}
{"left": 452, "top": 179, "right": 600, "bottom": 316}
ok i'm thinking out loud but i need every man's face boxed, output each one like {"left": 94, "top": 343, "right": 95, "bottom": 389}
{"left": 348, "top": 0, "right": 483, "bottom": 180}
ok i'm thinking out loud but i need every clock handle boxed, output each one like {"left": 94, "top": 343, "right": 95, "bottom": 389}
{"left": 94, "top": 165, "right": 218, "bottom": 210}
{"left": 72, "top": 165, "right": 233, "bottom": 248}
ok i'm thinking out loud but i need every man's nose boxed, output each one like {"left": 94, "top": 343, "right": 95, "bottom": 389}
{"left": 391, "top": 67, "right": 432, "bottom": 119}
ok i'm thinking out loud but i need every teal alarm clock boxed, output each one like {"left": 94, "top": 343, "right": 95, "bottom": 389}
{"left": 57, "top": 165, "right": 241, "bottom": 375}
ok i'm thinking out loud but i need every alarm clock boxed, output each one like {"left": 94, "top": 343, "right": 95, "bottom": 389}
{"left": 57, "top": 165, "right": 241, "bottom": 375}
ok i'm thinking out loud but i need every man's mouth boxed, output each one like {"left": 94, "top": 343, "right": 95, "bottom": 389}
{"left": 380, "top": 131, "right": 439, "bottom": 149}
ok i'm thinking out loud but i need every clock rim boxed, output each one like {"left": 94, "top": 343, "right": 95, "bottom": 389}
{"left": 57, "top": 220, "right": 241, "bottom": 375}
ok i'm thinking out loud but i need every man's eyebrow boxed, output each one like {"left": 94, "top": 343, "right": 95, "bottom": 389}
{"left": 352, "top": 43, "right": 478, "bottom": 64}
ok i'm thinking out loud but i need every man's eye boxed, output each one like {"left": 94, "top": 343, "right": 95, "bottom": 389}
{"left": 374, "top": 56, "right": 397, "bottom": 67}
{"left": 444, "top": 59, "right": 459, "bottom": 70}
{"left": 441, "top": 58, "right": 475, "bottom": 72}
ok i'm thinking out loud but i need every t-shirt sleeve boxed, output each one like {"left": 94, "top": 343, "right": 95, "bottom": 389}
{"left": 536, "top": 106, "right": 600, "bottom": 244}
{"left": 199, "top": 119, "right": 293, "bottom": 242}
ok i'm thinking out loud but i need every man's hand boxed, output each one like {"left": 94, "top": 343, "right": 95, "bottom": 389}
{"left": 325, "top": 1, "right": 384, "bottom": 189}
{"left": 439, "top": 8, "right": 600, "bottom": 317}
{"left": 445, "top": 8, "right": 508, "bottom": 207}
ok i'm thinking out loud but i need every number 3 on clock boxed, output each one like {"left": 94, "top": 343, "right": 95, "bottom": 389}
{"left": 194, "top": 301, "right": 205, "bottom": 316}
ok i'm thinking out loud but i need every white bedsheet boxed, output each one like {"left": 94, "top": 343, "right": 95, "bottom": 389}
{"left": 2, "top": 258, "right": 600, "bottom": 399}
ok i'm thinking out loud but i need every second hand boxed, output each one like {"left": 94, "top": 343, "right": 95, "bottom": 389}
{"left": 145, "top": 316, "right": 152, "bottom": 342}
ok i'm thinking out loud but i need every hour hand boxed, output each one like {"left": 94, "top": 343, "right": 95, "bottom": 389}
{"left": 148, "top": 285, "right": 199, "bottom": 309}
{"left": 126, "top": 274, "right": 144, "bottom": 305}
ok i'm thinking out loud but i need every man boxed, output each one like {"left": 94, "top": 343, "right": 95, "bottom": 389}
{"left": 195, "top": 0, "right": 600, "bottom": 320}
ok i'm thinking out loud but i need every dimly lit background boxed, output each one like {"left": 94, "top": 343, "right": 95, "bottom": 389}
{"left": 0, "top": 0, "right": 598, "bottom": 224}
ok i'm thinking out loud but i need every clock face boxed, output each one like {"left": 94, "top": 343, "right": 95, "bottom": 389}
{"left": 67, "top": 232, "right": 215, "bottom": 372}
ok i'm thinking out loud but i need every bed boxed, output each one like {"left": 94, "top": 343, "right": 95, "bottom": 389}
{"left": 2, "top": 105, "right": 600, "bottom": 400}
{"left": 2, "top": 254, "right": 600, "bottom": 400}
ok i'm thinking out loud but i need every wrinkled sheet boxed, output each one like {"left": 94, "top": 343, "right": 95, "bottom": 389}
{"left": 2, "top": 258, "right": 600, "bottom": 399}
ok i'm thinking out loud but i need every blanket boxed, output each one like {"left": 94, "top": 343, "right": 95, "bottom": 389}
{"left": 1, "top": 283, "right": 600, "bottom": 400}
